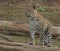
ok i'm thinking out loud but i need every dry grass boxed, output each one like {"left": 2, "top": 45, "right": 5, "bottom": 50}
{"left": 37, "top": 7, "right": 60, "bottom": 26}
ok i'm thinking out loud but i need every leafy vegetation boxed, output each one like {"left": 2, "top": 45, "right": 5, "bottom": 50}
{"left": 3, "top": 26, "right": 9, "bottom": 35}
{"left": 10, "top": 0, "right": 17, "bottom": 4}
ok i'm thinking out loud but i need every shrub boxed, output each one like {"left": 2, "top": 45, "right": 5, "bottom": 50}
{"left": 10, "top": 0, "right": 17, "bottom": 4}
{"left": 37, "top": 7, "right": 47, "bottom": 12}
{"left": 3, "top": 26, "right": 9, "bottom": 35}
